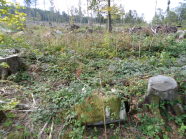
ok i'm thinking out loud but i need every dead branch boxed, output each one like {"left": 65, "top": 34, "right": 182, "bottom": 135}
{"left": 38, "top": 118, "right": 51, "bottom": 139}
{"left": 0, "top": 100, "right": 35, "bottom": 110}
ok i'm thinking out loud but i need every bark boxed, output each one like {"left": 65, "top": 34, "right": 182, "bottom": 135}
{"left": 107, "top": 0, "right": 112, "bottom": 32}
{"left": 0, "top": 54, "right": 25, "bottom": 79}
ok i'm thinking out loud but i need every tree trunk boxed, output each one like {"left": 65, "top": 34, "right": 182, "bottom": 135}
{"left": 107, "top": 0, "right": 112, "bottom": 32}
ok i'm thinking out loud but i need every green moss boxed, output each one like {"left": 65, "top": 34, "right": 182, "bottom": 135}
{"left": 75, "top": 94, "right": 104, "bottom": 124}
{"left": 75, "top": 92, "right": 121, "bottom": 124}
{"left": 6, "top": 131, "right": 24, "bottom": 139}
{"left": 104, "top": 96, "right": 121, "bottom": 119}
{"left": 150, "top": 95, "right": 161, "bottom": 119}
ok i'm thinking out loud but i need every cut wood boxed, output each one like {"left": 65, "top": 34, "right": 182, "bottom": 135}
{"left": 0, "top": 54, "right": 25, "bottom": 79}
{"left": 147, "top": 75, "right": 178, "bottom": 101}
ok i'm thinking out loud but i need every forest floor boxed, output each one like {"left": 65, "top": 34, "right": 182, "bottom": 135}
{"left": 0, "top": 25, "right": 186, "bottom": 139}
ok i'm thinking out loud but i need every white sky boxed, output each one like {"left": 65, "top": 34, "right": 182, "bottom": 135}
{"left": 12, "top": 0, "right": 185, "bottom": 22}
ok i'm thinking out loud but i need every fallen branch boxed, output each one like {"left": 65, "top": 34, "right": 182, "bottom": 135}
{"left": 0, "top": 100, "right": 35, "bottom": 110}
{"left": 31, "top": 93, "right": 37, "bottom": 107}
{"left": 38, "top": 118, "right": 51, "bottom": 139}
{"left": 151, "top": 27, "right": 157, "bottom": 34}
{"left": 48, "top": 119, "right": 54, "bottom": 139}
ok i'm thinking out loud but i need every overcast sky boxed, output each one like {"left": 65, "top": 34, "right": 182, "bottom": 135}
{"left": 12, "top": 0, "right": 185, "bottom": 21}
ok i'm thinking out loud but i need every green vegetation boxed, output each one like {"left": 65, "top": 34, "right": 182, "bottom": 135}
{"left": 0, "top": 0, "right": 26, "bottom": 30}
{"left": 0, "top": 0, "right": 186, "bottom": 138}
{"left": 0, "top": 24, "right": 185, "bottom": 138}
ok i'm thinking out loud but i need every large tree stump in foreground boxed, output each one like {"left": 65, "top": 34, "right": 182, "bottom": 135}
{"left": 139, "top": 75, "right": 184, "bottom": 116}
{"left": 147, "top": 75, "right": 178, "bottom": 101}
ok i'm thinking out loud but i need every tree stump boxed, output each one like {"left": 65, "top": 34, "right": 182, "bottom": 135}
{"left": 139, "top": 75, "right": 184, "bottom": 116}
{"left": 147, "top": 75, "right": 178, "bottom": 101}
{"left": 0, "top": 54, "right": 24, "bottom": 79}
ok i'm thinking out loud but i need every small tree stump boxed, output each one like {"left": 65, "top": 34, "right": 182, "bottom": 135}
{"left": 147, "top": 75, "right": 178, "bottom": 101}
{"left": 0, "top": 54, "right": 24, "bottom": 79}
{"left": 139, "top": 75, "right": 184, "bottom": 116}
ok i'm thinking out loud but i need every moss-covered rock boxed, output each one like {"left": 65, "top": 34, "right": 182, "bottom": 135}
{"left": 75, "top": 91, "right": 126, "bottom": 125}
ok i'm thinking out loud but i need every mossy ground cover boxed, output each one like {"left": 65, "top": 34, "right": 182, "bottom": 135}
{"left": 0, "top": 25, "right": 186, "bottom": 138}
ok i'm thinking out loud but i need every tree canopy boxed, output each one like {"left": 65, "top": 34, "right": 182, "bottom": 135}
{"left": 0, "top": 0, "right": 26, "bottom": 29}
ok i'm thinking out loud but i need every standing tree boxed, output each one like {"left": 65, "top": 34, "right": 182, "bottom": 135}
{"left": 107, "top": 0, "right": 112, "bottom": 32}
{"left": 50, "top": 0, "right": 55, "bottom": 12}
{"left": 119, "top": 4, "right": 125, "bottom": 24}
{"left": 78, "top": 0, "right": 83, "bottom": 23}
{"left": 152, "top": 8, "right": 165, "bottom": 25}
{"left": 176, "top": 0, "right": 186, "bottom": 25}
{"left": 24, "top": 0, "right": 32, "bottom": 7}
{"left": 167, "top": 0, "right": 171, "bottom": 13}
{"left": 165, "top": 11, "right": 179, "bottom": 25}
{"left": 43, "top": 0, "right": 46, "bottom": 10}
{"left": 89, "top": 0, "right": 114, "bottom": 32}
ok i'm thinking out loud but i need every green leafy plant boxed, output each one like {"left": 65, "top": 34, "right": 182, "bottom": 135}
{"left": 138, "top": 114, "right": 164, "bottom": 138}
{"left": 0, "top": 99, "right": 19, "bottom": 111}
{"left": 0, "top": 62, "right": 10, "bottom": 68}
{"left": 0, "top": 0, "right": 26, "bottom": 30}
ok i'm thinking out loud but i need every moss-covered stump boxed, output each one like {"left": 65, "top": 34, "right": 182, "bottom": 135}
{"left": 75, "top": 92, "right": 127, "bottom": 125}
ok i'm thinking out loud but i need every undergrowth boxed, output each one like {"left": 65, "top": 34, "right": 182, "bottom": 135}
{"left": 0, "top": 25, "right": 186, "bottom": 138}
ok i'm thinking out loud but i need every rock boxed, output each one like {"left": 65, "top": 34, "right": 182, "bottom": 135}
{"left": 0, "top": 50, "right": 24, "bottom": 79}
{"left": 0, "top": 111, "right": 6, "bottom": 122}
{"left": 176, "top": 30, "right": 186, "bottom": 39}
{"left": 147, "top": 75, "right": 178, "bottom": 101}
{"left": 75, "top": 91, "right": 127, "bottom": 125}
{"left": 55, "top": 30, "right": 63, "bottom": 35}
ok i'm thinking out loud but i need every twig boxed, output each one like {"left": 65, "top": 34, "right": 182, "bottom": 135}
{"left": 99, "top": 72, "right": 103, "bottom": 90}
{"left": 12, "top": 109, "right": 38, "bottom": 112}
{"left": 151, "top": 27, "right": 157, "bottom": 34}
{"left": 48, "top": 119, "right": 54, "bottom": 139}
{"left": 58, "top": 124, "right": 66, "bottom": 138}
{"left": 38, "top": 119, "right": 51, "bottom": 139}
{"left": 103, "top": 103, "right": 107, "bottom": 139}
{"left": 31, "top": 93, "right": 36, "bottom": 106}
{"left": 76, "top": 77, "right": 90, "bottom": 88}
